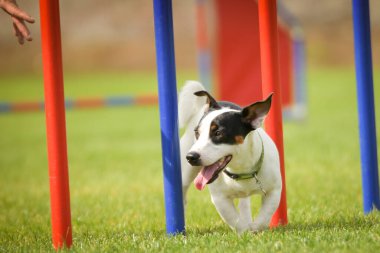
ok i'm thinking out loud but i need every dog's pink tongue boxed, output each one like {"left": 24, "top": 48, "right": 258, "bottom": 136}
{"left": 194, "top": 172, "right": 208, "bottom": 190}
{"left": 194, "top": 165, "right": 218, "bottom": 191}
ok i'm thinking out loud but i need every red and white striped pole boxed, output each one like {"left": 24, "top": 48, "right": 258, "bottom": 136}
{"left": 258, "top": 0, "right": 288, "bottom": 226}
{"left": 39, "top": 0, "right": 72, "bottom": 248}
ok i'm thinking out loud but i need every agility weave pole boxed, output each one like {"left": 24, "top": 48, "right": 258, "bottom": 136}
{"left": 292, "top": 37, "right": 307, "bottom": 118}
{"left": 39, "top": 0, "right": 72, "bottom": 249}
{"left": 352, "top": 0, "right": 380, "bottom": 213}
{"left": 277, "top": 0, "right": 307, "bottom": 120}
{"left": 258, "top": 0, "right": 288, "bottom": 226}
{"left": 153, "top": 0, "right": 185, "bottom": 234}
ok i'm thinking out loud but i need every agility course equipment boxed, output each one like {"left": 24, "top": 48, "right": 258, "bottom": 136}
{"left": 277, "top": 2, "right": 307, "bottom": 119}
{"left": 352, "top": 0, "right": 380, "bottom": 213}
{"left": 257, "top": 0, "right": 287, "bottom": 226}
{"left": 196, "top": 0, "right": 212, "bottom": 91}
{"left": 196, "top": 0, "right": 306, "bottom": 121}
{"left": 0, "top": 95, "right": 158, "bottom": 113}
{"left": 39, "top": 0, "right": 72, "bottom": 248}
{"left": 37, "top": 0, "right": 379, "bottom": 249}
{"left": 153, "top": 0, "right": 185, "bottom": 235}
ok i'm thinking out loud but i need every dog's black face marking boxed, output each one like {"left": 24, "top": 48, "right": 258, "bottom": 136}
{"left": 194, "top": 126, "right": 200, "bottom": 140}
{"left": 193, "top": 91, "right": 273, "bottom": 145}
{"left": 209, "top": 112, "right": 252, "bottom": 145}
{"left": 195, "top": 99, "right": 242, "bottom": 133}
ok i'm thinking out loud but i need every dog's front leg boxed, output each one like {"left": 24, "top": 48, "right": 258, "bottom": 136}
{"left": 180, "top": 134, "right": 201, "bottom": 207}
{"left": 238, "top": 197, "right": 253, "bottom": 224}
{"left": 211, "top": 195, "right": 249, "bottom": 234}
{"left": 249, "top": 188, "right": 281, "bottom": 232}
{"left": 181, "top": 163, "right": 200, "bottom": 207}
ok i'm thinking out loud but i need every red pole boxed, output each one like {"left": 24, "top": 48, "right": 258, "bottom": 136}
{"left": 39, "top": 0, "right": 72, "bottom": 249}
{"left": 258, "top": 0, "right": 288, "bottom": 226}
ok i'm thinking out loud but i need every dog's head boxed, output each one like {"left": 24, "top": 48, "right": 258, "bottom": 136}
{"left": 186, "top": 91, "right": 273, "bottom": 190}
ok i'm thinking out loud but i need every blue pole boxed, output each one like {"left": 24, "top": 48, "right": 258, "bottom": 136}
{"left": 152, "top": 0, "right": 185, "bottom": 234}
{"left": 352, "top": 0, "right": 380, "bottom": 213}
{"left": 293, "top": 37, "right": 306, "bottom": 107}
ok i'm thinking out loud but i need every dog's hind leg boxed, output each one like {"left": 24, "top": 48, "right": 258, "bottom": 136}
{"left": 238, "top": 197, "right": 253, "bottom": 224}
{"left": 249, "top": 188, "right": 281, "bottom": 232}
{"left": 211, "top": 195, "right": 249, "bottom": 234}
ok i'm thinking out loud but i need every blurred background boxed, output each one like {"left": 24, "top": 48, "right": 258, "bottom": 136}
{"left": 0, "top": 0, "right": 379, "bottom": 74}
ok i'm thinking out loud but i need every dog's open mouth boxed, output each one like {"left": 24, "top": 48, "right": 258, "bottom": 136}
{"left": 194, "top": 155, "right": 232, "bottom": 191}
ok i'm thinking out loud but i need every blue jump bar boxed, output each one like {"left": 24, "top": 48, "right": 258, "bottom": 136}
{"left": 153, "top": 0, "right": 185, "bottom": 234}
{"left": 352, "top": 0, "right": 380, "bottom": 213}
{"left": 105, "top": 96, "right": 134, "bottom": 106}
{"left": 0, "top": 103, "right": 11, "bottom": 112}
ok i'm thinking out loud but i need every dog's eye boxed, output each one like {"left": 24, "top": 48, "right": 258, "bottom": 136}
{"left": 194, "top": 129, "right": 200, "bottom": 139}
{"left": 215, "top": 130, "right": 222, "bottom": 137}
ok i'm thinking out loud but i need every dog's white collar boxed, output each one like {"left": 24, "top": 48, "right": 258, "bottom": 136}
{"left": 223, "top": 132, "right": 264, "bottom": 181}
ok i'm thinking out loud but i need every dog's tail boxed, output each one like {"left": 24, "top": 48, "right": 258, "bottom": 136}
{"left": 178, "top": 80, "right": 207, "bottom": 129}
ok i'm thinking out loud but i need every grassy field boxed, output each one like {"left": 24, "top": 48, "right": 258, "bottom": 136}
{"left": 0, "top": 68, "right": 380, "bottom": 252}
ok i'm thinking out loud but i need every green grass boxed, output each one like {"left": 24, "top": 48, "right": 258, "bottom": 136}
{"left": 0, "top": 68, "right": 380, "bottom": 252}
{"left": 0, "top": 71, "right": 196, "bottom": 101}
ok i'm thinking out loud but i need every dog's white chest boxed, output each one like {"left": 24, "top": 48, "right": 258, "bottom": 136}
{"left": 210, "top": 174, "right": 264, "bottom": 199}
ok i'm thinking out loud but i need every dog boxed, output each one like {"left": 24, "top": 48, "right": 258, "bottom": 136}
{"left": 178, "top": 81, "right": 282, "bottom": 234}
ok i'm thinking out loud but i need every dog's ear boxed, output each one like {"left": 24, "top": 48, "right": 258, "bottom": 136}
{"left": 241, "top": 93, "right": 273, "bottom": 129}
{"left": 194, "top": 90, "right": 221, "bottom": 110}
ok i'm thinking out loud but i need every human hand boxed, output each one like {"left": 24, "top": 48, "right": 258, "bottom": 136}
{"left": 0, "top": 0, "right": 35, "bottom": 44}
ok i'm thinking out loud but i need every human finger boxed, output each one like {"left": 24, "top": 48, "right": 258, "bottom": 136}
{"left": 13, "top": 22, "right": 24, "bottom": 44}
{"left": 2, "top": 1, "right": 35, "bottom": 23}
{"left": 12, "top": 16, "right": 32, "bottom": 41}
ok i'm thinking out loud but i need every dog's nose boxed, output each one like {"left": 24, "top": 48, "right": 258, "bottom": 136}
{"left": 186, "top": 152, "right": 201, "bottom": 165}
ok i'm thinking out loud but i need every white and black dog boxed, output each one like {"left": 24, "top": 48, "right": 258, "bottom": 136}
{"left": 179, "top": 81, "right": 282, "bottom": 234}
